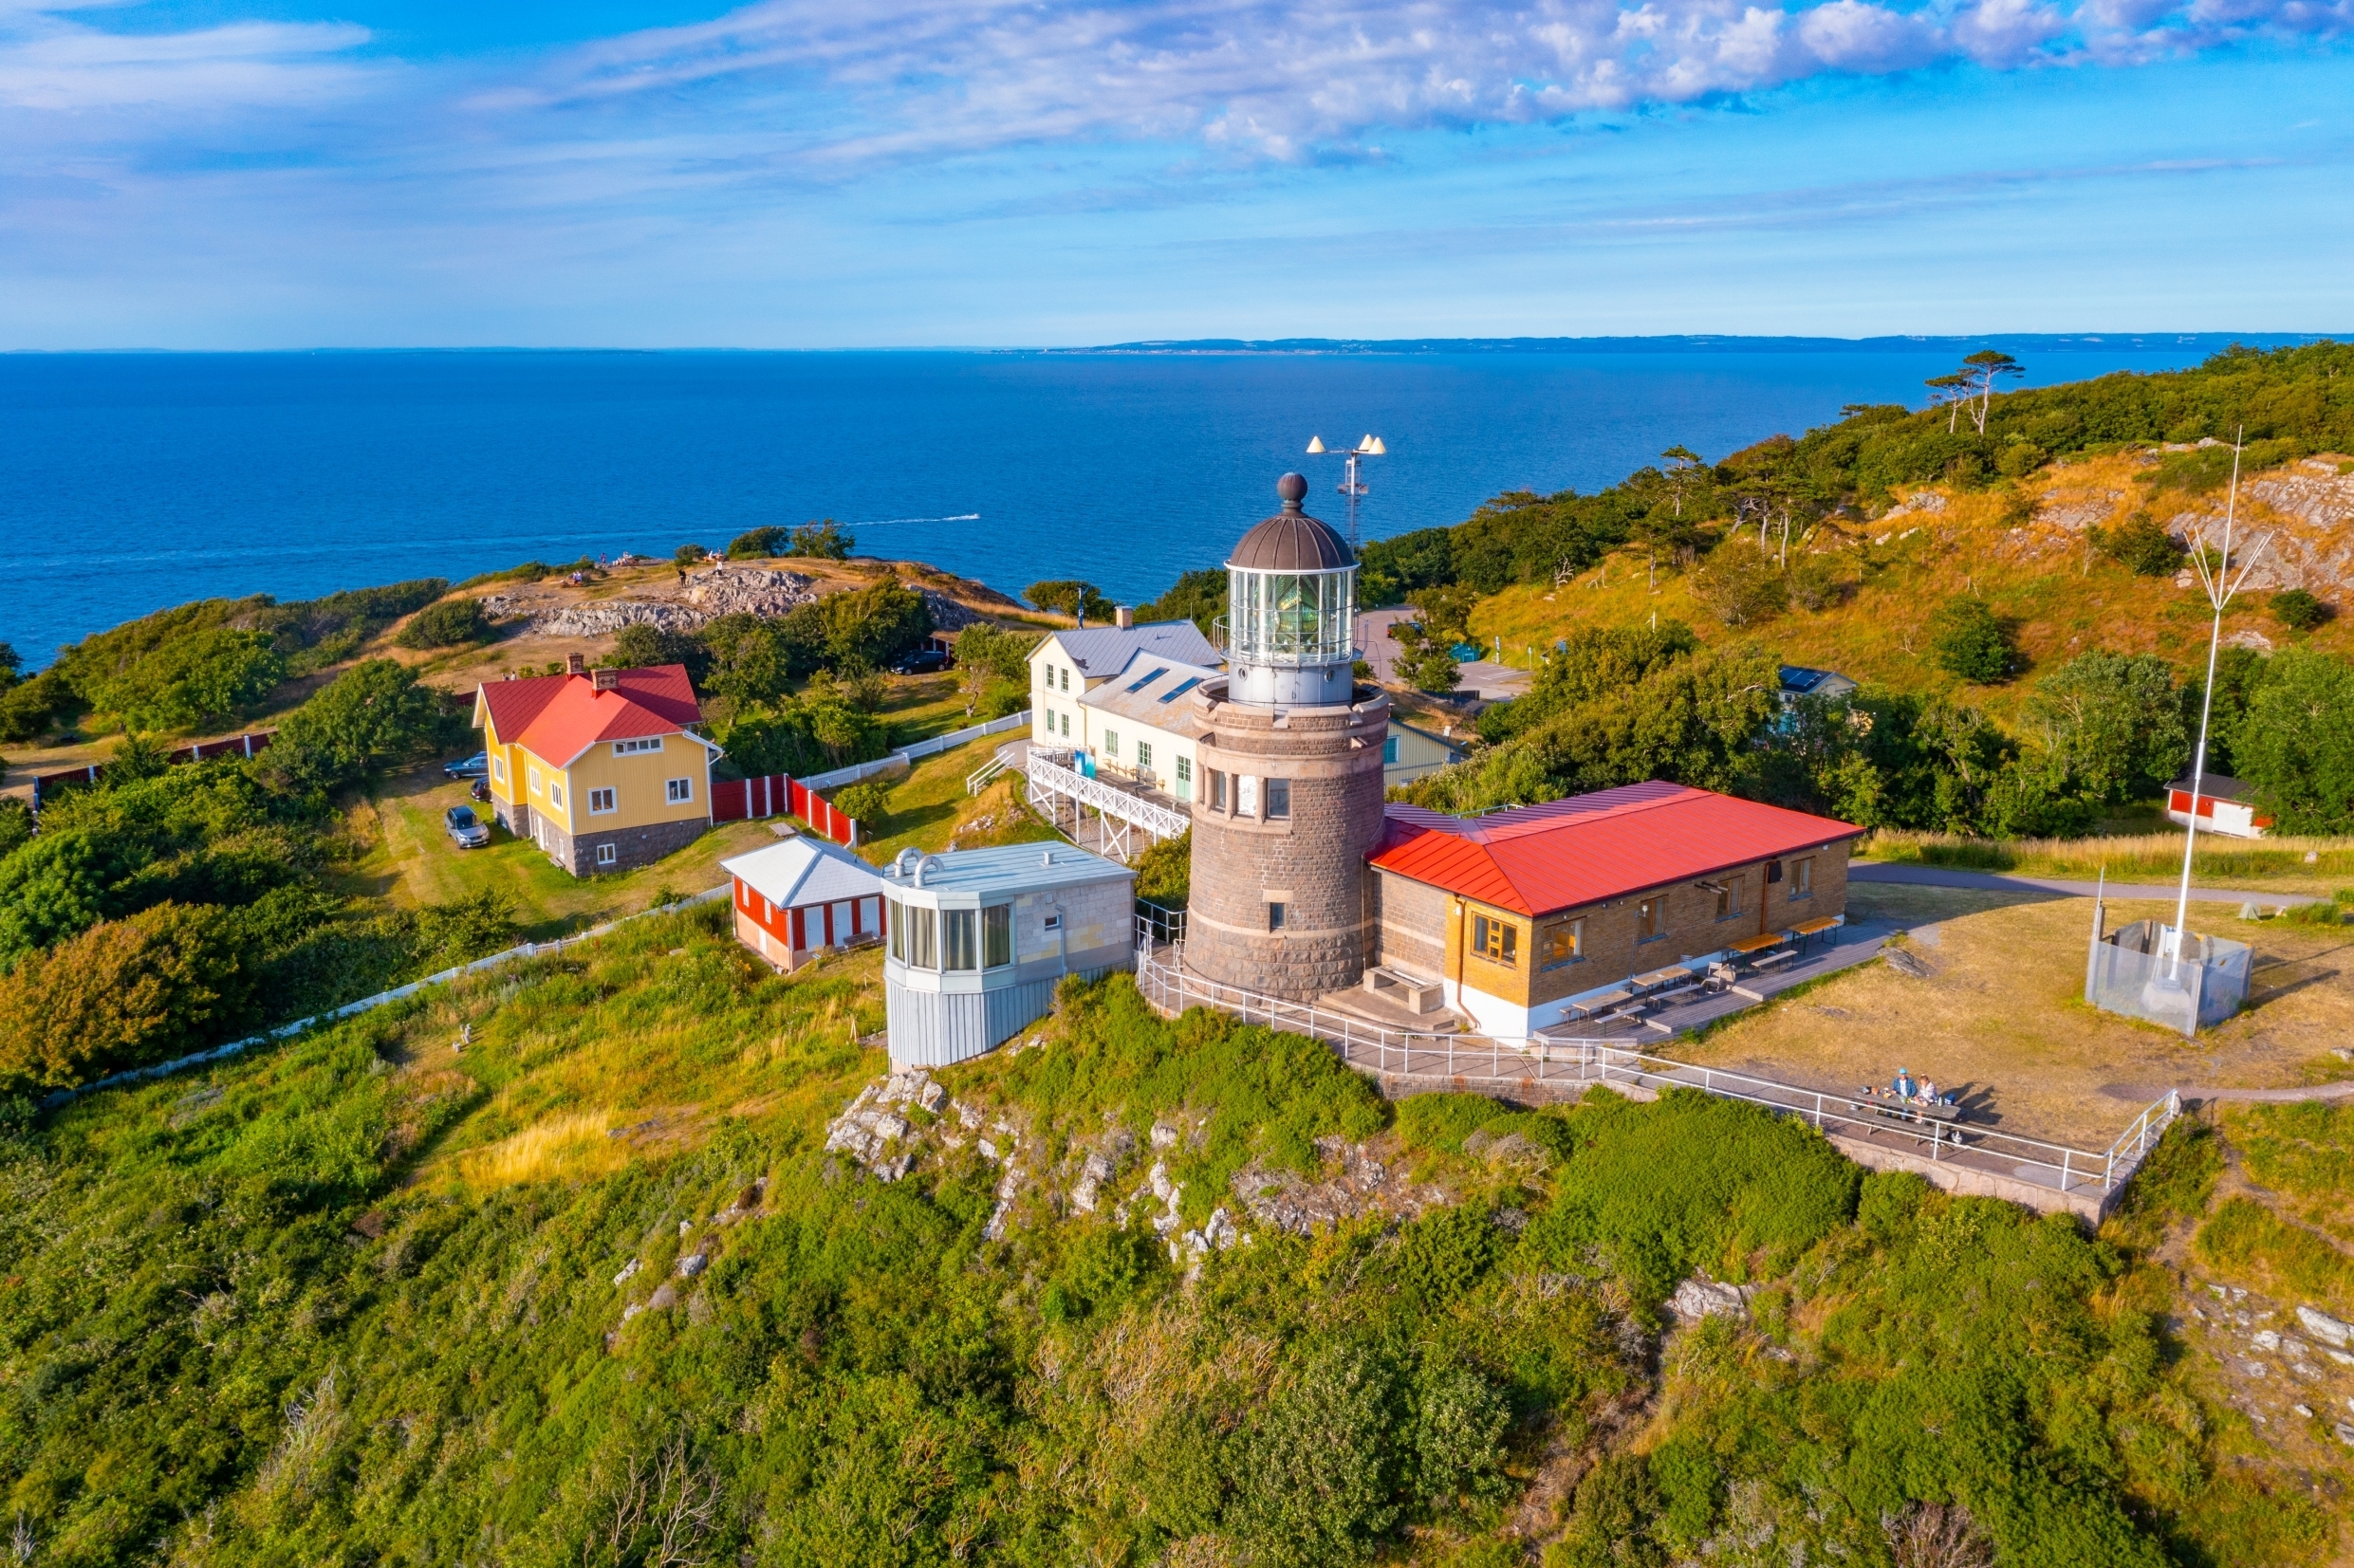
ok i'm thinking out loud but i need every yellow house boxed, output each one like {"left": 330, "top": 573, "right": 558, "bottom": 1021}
{"left": 473, "top": 655, "right": 721, "bottom": 876}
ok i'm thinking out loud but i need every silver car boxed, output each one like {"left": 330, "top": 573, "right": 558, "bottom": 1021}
{"left": 444, "top": 804, "right": 490, "bottom": 849}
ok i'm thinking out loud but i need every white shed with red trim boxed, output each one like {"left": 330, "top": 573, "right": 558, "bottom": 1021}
{"left": 723, "top": 834, "right": 886, "bottom": 970}
{"left": 2165, "top": 774, "right": 2272, "bottom": 839}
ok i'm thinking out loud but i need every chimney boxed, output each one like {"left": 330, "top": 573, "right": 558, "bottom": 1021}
{"left": 565, "top": 653, "right": 586, "bottom": 676}
{"left": 592, "top": 666, "right": 621, "bottom": 692}
{"left": 1114, "top": 605, "right": 1134, "bottom": 630}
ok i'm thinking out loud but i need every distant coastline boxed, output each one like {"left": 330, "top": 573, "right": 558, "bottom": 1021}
{"left": 1068, "top": 332, "right": 2345, "bottom": 356}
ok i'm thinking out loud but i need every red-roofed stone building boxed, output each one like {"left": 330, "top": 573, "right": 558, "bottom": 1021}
{"left": 1366, "top": 782, "right": 1863, "bottom": 1037}
{"left": 473, "top": 655, "right": 722, "bottom": 876}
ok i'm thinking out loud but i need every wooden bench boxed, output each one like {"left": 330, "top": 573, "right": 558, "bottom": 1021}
{"left": 1751, "top": 949, "right": 1799, "bottom": 970}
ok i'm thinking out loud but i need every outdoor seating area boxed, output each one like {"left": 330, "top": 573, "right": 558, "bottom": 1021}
{"left": 1852, "top": 1067, "right": 1963, "bottom": 1127}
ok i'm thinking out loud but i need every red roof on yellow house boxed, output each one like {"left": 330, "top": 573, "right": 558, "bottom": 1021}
{"left": 1371, "top": 782, "right": 1862, "bottom": 918}
{"left": 473, "top": 665, "right": 703, "bottom": 766}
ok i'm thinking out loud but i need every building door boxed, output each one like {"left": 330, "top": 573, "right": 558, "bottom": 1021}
{"left": 828, "top": 901, "right": 852, "bottom": 946}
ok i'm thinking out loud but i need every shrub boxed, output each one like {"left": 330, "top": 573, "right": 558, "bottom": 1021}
{"left": 831, "top": 781, "right": 891, "bottom": 824}
{"left": 2271, "top": 589, "right": 2330, "bottom": 631}
{"left": 726, "top": 525, "right": 788, "bottom": 559}
{"left": 0, "top": 800, "right": 28, "bottom": 860}
{"left": 0, "top": 902, "right": 246, "bottom": 1092}
{"left": 98, "top": 626, "right": 286, "bottom": 730}
{"left": 1787, "top": 553, "right": 1846, "bottom": 611}
{"left": 394, "top": 597, "right": 491, "bottom": 649}
{"left": 1687, "top": 544, "right": 1787, "bottom": 627}
{"left": 1132, "top": 829, "right": 1190, "bottom": 908}
{"left": 608, "top": 622, "right": 708, "bottom": 680}
{"left": 0, "top": 669, "right": 79, "bottom": 743}
{"left": 2095, "top": 511, "right": 2182, "bottom": 576}
{"left": 1928, "top": 596, "right": 2011, "bottom": 683}
{"left": 2234, "top": 648, "right": 2354, "bottom": 833}
{"left": 1026, "top": 580, "right": 1115, "bottom": 620}
{"left": 674, "top": 543, "right": 709, "bottom": 564}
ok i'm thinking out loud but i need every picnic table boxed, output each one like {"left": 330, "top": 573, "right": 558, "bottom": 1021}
{"left": 1727, "top": 932, "right": 1786, "bottom": 955}
{"left": 1632, "top": 964, "right": 1695, "bottom": 989}
{"left": 1854, "top": 1088, "right": 1962, "bottom": 1125}
{"left": 1566, "top": 986, "right": 1637, "bottom": 1020}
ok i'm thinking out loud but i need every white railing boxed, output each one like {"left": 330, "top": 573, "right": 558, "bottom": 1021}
{"left": 1026, "top": 750, "right": 1192, "bottom": 840}
{"left": 1134, "top": 943, "right": 2178, "bottom": 1197}
{"left": 797, "top": 710, "right": 1032, "bottom": 791}
{"left": 966, "top": 755, "right": 1009, "bottom": 795}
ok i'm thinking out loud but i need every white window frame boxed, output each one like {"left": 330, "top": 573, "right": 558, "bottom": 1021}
{"left": 491, "top": 755, "right": 508, "bottom": 784}
{"left": 596, "top": 842, "right": 618, "bottom": 866}
{"left": 666, "top": 777, "right": 694, "bottom": 804}
{"left": 1104, "top": 730, "right": 1119, "bottom": 757}
{"left": 1136, "top": 740, "right": 1153, "bottom": 770}
{"left": 1791, "top": 857, "right": 1814, "bottom": 896}
{"left": 588, "top": 786, "right": 617, "bottom": 815}
{"left": 613, "top": 737, "right": 663, "bottom": 756}
{"left": 527, "top": 766, "right": 542, "bottom": 796}
{"left": 549, "top": 783, "right": 565, "bottom": 810}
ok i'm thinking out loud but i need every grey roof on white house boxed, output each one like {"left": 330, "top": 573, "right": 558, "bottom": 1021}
{"left": 1077, "top": 655, "right": 1221, "bottom": 728}
{"left": 880, "top": 842, "right": 1134, "bottom": 905}
{"left": 1047, "top": 620, "right": 1221, "bottom": 678}
{"left": 722, "top": 835, "right": 885, "bottom": 908}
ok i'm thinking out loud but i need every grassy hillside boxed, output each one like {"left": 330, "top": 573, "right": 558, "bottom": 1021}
{"left": 0, "top": 920, "right": 2345, "bottom": 1567}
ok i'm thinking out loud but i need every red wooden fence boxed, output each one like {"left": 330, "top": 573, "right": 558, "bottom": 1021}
{"left": 711, "top": 772, "right": 859, "bottom": 846}
{"left": 31, "top": 729, "right": 277, "bottom": 808}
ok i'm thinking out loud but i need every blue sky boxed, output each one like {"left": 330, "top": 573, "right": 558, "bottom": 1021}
{"left": 1, "top": 0, "right": 2348, "bottom": 346}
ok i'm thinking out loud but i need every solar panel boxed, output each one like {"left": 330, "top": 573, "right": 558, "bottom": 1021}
{"left": 1158, "top": 676, "right": 1202, "bottom": 703}
{"left": 1124, "top": 666, "right": 1168, "bottom": 693}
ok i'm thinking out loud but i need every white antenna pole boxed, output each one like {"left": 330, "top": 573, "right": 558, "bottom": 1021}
{"left": 2168, "top": 428, "right": 2267, "bottom": 974}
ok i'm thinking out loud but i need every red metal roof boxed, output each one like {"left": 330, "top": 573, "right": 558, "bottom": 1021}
{"left": 1368, "top": 781, "right": 1863, "bottom": 917}
{"left": 474, "top": 666, "right": 703, "bottom": 766}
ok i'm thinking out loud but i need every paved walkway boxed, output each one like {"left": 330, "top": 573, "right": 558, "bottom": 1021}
{"left": 1850, "top": 863, "right": 2327, "bottom": 906}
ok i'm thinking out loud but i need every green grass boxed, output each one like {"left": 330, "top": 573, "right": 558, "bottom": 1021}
{"left": 1859, "top": 827, "right": 2354, "bottom": 889}
{"left": 2194, "top": 1196, "right": 2354, "bottom": 1316}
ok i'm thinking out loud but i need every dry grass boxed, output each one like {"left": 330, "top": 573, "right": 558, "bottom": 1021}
{"left": 1665, "top": 886, "right": 2354, "bottom": 1150}
{"left": 1466, "top": 454, "right": 2352, "bottom": 729}
{"left": 1862, "top": 828, "right": 2354, "bottom": 893}
{"left": 455, "top": 1109, "right": 628, "bottom": 1189}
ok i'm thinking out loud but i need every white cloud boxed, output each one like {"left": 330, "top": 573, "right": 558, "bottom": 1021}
{"left": 0, "top": 9, "right": 372, "bottom": 113}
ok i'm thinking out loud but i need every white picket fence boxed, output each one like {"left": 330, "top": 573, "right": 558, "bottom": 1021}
{"left": 40, "top": 885, "right": 734, "bottom": 1109}
{"left": 796, "top": 710, "right": 1033, "bottom": 791}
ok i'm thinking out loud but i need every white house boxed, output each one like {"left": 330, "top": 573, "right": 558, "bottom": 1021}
{"left": 1029, "top": 616, "right": 1223, "bottom": 783}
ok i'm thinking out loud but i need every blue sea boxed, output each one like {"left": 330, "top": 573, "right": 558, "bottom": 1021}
{"left": 0, "top": 337, "right": 2315, "bottom": 662}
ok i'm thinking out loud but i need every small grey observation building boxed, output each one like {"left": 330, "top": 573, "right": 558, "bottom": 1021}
{"left": 880, "top": 843, "right": 1135, "bottom": 1067}
{"left": 1184, "top": 474, "right": 1392, "bottom": 999}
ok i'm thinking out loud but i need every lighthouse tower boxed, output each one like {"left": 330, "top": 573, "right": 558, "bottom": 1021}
{"left": 1183, "top": 474, "right": 1391, "bottom": 999}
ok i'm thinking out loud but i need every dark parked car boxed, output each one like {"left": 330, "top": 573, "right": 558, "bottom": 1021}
{"left": 890, "top": 648, "right": 950, "bottom": 675}
{"left": 443, "top": 750, "right": 490, "bottom": 779}
{"left": 444, "top": 804, "right": 490, "bottom": 849}
{"left": 470, "top": 777, "right": 491, "bottom": 803}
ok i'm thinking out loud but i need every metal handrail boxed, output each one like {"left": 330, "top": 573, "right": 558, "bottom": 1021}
{"left": 1132, "top": 941, "right": 2176, "bottom": 1196}
{"left": 1029, "top": 752, "right": 1191, "bottom": 839}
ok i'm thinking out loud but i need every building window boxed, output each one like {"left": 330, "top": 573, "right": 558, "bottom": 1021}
{"left": 1136, "top": 740, "right": 1152, "bottom": 771}
{"left": 588, "top": 787, "right": 616, "bottom": 814}
{"left": 1237, "top": 775, "right": 1260, "bottom": 817}
{"left": 596, "top": 842, "right": 618, "bottom": 866}
{"left": 548, "top": 784, "right": 565, "bottom": 810}
{"left": 1268, "top": 901, "right": 1286, "bottom": 932}
{"left": 667, "top": 777, "right": 694, "bottom": 804}
{"left": 887, "top": 899, "right": 905, "bottom": 962}
{"left": 1104, "top": 730, "right": 1120, "bottom": 757}
{"left": 527, "top": 766, "right": 542, "bottom": 796}
{"left": 1639, "top": 896, "right": 1664, "bottom": 941}
{"left": 1060, "top": 667, "right": 1070, "bottom": 692}
{"left": 613, "top": 737, "right": 663, "bottom": 755}
{"left": 1043, "top": 911, "right": 1062, "bottom": 935}
{"left": 1542, "top": 918, "right": 1585, "bottom": 969}
{"left": 902, "top": 905, "right": 936, "bottom": 968}
{"left": 1060, "top": 711, "right": 1070, "bottom": 737}
{"left": 1791, "top": 858, "right": 1813, "bottom": 896}
{"left": 1208, "top": 768, "right": 1226, "bottom": 811}
{"left": 942, "top": 908, "right": 979, "bottom": 971}
{"left": 1715, "top": 880, "right": 1740, "bottom": 919}
{"left": 491, "top": 755, "right": 507, "bottom": 783}
{"left": 1472, "top": 912, "right": 1517, "bottom": 966}
{"left": 1265, "top": 778, "right": 1290, "bottom": 819}
{"left": 984, "top": 904, "right": 1012, "bottom": 968}
{"left": 1382, "top": 735, "right": 1399, "bottom": 765}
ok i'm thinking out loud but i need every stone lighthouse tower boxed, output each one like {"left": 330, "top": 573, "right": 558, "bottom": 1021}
{"left": 1182, "top": 473, "right": 1392, "bottom": 999}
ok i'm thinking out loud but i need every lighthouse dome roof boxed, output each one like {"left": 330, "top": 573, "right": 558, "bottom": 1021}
{"left": 1227, "top": 473, "right": 1354, "bottom": 572}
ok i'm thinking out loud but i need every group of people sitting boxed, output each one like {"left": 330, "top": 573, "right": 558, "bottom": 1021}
{"left": 1861, "top": 1067, "right": 1955, "bottom": 1110}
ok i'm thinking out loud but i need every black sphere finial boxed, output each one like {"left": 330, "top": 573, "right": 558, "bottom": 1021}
{"left": 1276, "top": 472, "right": 1308, "bottom": 509}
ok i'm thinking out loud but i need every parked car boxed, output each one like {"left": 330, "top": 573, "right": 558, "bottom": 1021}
{"left": 444, "top": 804, "right": 490, "bottom": 849}
{"left": 890, "top": 649, "right": 950, "bottom": 675}
{"left": 470, "top": 777, "right": 491, "bottom": 803}
{"left": 443, "top": 750, "right": 490, "bottom": 779}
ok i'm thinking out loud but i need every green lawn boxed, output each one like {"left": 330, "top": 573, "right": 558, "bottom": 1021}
{"left": 344, "top": 764, "right": 780, "bottom": 938}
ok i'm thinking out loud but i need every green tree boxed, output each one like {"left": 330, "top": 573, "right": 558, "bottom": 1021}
{"left": 726, "top": 525, "right": 788, "bottom": 559}
{"left": 0, "top": 640, "right": 18, "bottom": 689}
{"left": 608, "top": 621, "right": 710, "bottom": 682}
{"left": 261, "top": 659, "right": 450, "bottom": 796}
{"left": 0, "top": 669, "right": 78, "bottom": 742}
{"left": 1134, "top": 567, "right": 1229, "bottom": 632}
{"left": 2235, "top": 649, "right": 2354, "bottom": 832}
{"left": 1230, "top": 1344, "right": 1400, "bottom": 1567}
{"left": 1026, "top": 580, "right": 1116, "bottom": 620}
{"left": 832, "top": 780, "right": 891, "bottom": 825}
{"left": 2022, "top": 651, "right": 2191, "bottom": 804}
{"left": 788, "top": 521, "right": 855, "bottom": 559}
{"left": 699, "top": 616, "right": 793, "bottom": 714}
{"left": 1928, "top": 597, "right": 2012, "bottom": 683}
{"left": 1959, "top": 349, "right": 2025, "bottom": 434}
{"left": 954, "top": 624, "right": 1039, "bottom": 717}
{"left": 1688, "top": 544, "right": 1788, "bottom": 627}
{"left": 1133, "top": 829, "right": 1190, "bottom": 908}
